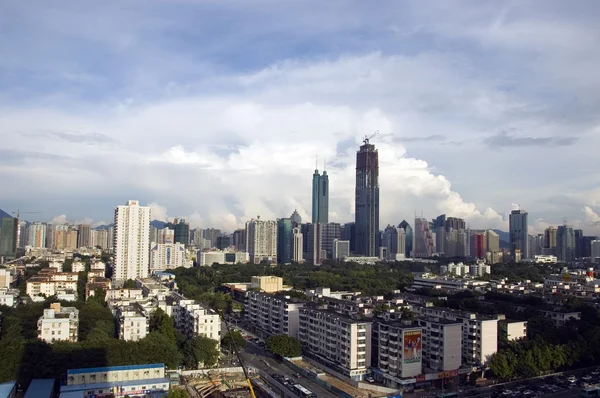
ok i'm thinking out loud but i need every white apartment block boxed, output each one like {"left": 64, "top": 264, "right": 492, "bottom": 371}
{"left": 299, "top": 305, "right": 371, "bottom": 381}
{"left": 413, "top": 306, "right": 497, "bottom": 365}
{"left": 172, "top": 299, "right": 221, "bottom": 340}
{"left": 498, "top": 319, "right": 527, "bottom": 341}
{"left": 246, "top": 291, "right": 305, "bottom": 338}
{"left": 72, "top": 261, "right": 86, "bottom": 273}
{"left": 377, "top": 323, "right": 422, "bottom": 385}
{"left": 37, "top": 303, "right": 79, "bottom": 343}
{"left": 90, "top": 260, "right": 106, "bottom": 271}
{"left": 416, "top": 317, "right": 462, "bottom": 372}
{"left": 90, "top": 229, "right": 110, "bottom": 249}
{"left": 113, "top": 200, "right": 151, "bottom": 281}
{"left": 27, "top": 270, "right": 79, "bottom": 300}
{"left": 245, "top": 218, "right": 277, "bottom": 264}
{"left": 105, "top": 288, "right": 145, "bottom": 302}
{"left": 150, "top": 242, "right": 186, "bottom": 272}
{"left": 116, "top": 303, "right": 149, "bottom": 341}
{"left": 0, "top": 288, "right": 19, "bottom": 307}
{"left": 539, "top": 310, "right": 581, "bottom": 326}
{"left": 293, "top": 228, "right": 304, "bottom": 263}
{"left": 251, "top": 276, "right": 283, "bottom": 293}
{"left": 0, "top": 268, "right": 12, "bottom": 289}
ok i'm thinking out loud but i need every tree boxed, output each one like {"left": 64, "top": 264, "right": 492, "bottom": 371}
{"left": 167, "top": 390, "right": 188, "bottom": 398}
{"left": 183, "top": 336, "right": 220, "bottom": 369}
{"left": 138, "top": 332, "right": 183, "bottom": 369}
{"left": 265, "top": 335, "right": 301, "bottom": 358}
{"left": 150, "top": 308, "right": 177, "bottom": 342}
{"left": 122, "top": 279, "right": 137, "bottom": 289}
{"left": 221, "top": 330, "right": 247, "bottom": 351}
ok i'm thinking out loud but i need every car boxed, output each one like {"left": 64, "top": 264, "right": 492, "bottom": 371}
{"left": 366, "top": 377, "right": 375, "bottom": 383}
{"left": 567, "top": 375, "right": 577, "bottom": 383}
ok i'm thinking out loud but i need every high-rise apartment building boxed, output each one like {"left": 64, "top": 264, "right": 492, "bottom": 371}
{"left": 28, "top": 222, "right": 47, "bottom": 248}
{"left": 312, "top": 167, "right": 329, "bottom": 224}
{"left": 245, "top": 218, "right": 277, "bottom": 264}
{"left": 292, "top": 227, "right": 304, "bottom": 263}
{"left": 232, "top": 229, "right": 246, "bottom": 251}
{"left": 355, "top": 137, "right": 380, "bottom": 256}
{"left": 113, "top": 200, "right": 151, "bottom": 281}
{"left": 509, "top": 209, "right": 528, "bottom": 261}
{"left": 77, "top": 224, "right": 91, "bottom": 248}
{"left": 277, "top": 218, "right": 293, "bottom": 264}
{"left": 544, "top": 226, "right": 558, "bottom": 250}
{"left": 203, "top": 228, "right": 222, "bottom": 249}
{"left": 413, "top": 218, "right": 435, "bottom": 258}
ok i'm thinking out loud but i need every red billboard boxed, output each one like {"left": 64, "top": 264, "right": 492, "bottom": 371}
{"left": 403, "top": 330, "right": 422, "bottom": 364}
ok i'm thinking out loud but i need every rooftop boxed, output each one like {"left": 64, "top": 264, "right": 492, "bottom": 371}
{"left": 61, "top": 378, "right": 169, "bottom": 393}
{"left": 24, "top": 379, "right": 55, "bottom": 398}
{"left": 0, "top": 381, "right": 16, "bottom": 398}
{"left": 67, "top": 363, "right": 163, "bottom": 375}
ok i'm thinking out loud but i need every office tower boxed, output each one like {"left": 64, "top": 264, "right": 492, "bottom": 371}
{"left": 485, "top": 230, "right": 500, "bottom": 253}
{"left": 277, "top": 218, "right": 293, "bottom": 264}
{"left": 432, "top": 214, "right": 446, "bottom": 254}
{"left": 446, "top": 217, "right": 466, "bottom": 231}
{"left": 342, "top": 222, "right": 356, "bottom": 253}
{"left": 321, "top": 222, "right": 341, "bottom": 259}
{"left": 333, "top": 239, "right": 350, "bottom": 261}
{"left": 216, "top": 235, "right": 231, "bottom": 250}
{"left": 355, "top": 137, "right": 380, "bottom": 256}
{"left": 398, "top": 220, "right": 413, "bottom": 257}
{"left": 292, "top": 227, "right": 303, "bottom": 263}
{"left": 304, "top": 223, "right": 323, "bottom": 265}
{"left": 0, "top": 215, "right": 18, "bottom": 258}
{"left": 165, "top": 218, "right": 190, "bottom": 246}
{"left": 446, "top": 228, "right": 467, "bottom": 257}
{"left": 509, "top": 209, "right": 528, "bottom": 261}
{"left": 77, "top": 224, "right": 91, "bottom": 248}
{"left": 27, "top": 222, "right": 47, "bottom": 248}
{"left": 18, "top": 221, "right": 28, "bottom": 248}
{"left": 582, "top": 236, "right": 598, "bottom": 258}
{"left": 311, "top": 166, "right": 329, "bottom": 224}
{"left": 290, "top": 209, "right": 302, "bottom": 227}
{"left": 556, "top": 225, "right": 575, "bottom": 262}
{"left": 575, "top": 229, "right": 584, "bottom": 258}
{"left": 245, "top": 218, "right": 277, "bottom": 264}
{"left": 232, "top": 229, "right": 246, "bottom": 251}
{"left": 113, "top": 200, "right": 151, "bottom": 281}
{"left": 528, "top": 234, "right": 543, "bottom": 258}
{"left": 473, "top": 233, "right": 485, "bottom": 258}
{"left": 544, "top": 226, "right": 558, "bottom": 252}
{"left": 203, "top": 228, "right": 222, "bottom": 249}
{"left": 382, "top": 225, "right": 406, "bottom": 260}
{"left": 592, "top": 240, "right": 600, "bottom": 262}
{"left": 413, "top": 217, "right": 435, "bottom": 258}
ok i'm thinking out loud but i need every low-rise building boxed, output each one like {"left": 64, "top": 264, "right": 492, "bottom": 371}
{"left": 198, "top": 250, "right": 249, "bottom": 266}
{"left": 498, "top": 319, "right": 527, "bottom": 341}
{"left": 106, "top": 288, "right": 144, "bottom": 302}
{"left": 172, "top": 299, "right": 220, "bottom": 340}
{"left": 26, "top": 269, "right": 78, "bottom": 301}
{"left": 116, "top": 302, "right": 149, "bottom": 341}
{"left": 0, "top": 288, "right": 20, "bottom": 307}
{"left": 62, "top": 363, "right": 169, "bottom": 397}
{"left": 299, "top": 304, "right": 372, "bottom": 381}
{"left": 72, "top": 261, "right": 86, "bottom": 273}
{"left": 539, "top": 310, "right": 581, "bottom": 327}
{"left": 86, "top": 277, "right": 112, "bottom": 298}
{"left": 37, "top": 303, "right": 79, "bottom": 343}
{"left": 0, "top": 268, "right": 13, "bottom": 288}
{"left": 246, "top": 291, "right": 305, "bottom": 338}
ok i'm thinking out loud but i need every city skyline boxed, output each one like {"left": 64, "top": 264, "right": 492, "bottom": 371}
{"left": 1, "top": 2, "right": 600, "bottom": 234}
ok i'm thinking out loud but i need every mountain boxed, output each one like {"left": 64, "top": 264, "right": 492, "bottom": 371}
{"left": 151, "top": 220, "right": 166, "bottom": 229}
{"left": 0, "top": 208, "right": 13, "bottom": 219}
{"left": 492, "top": 229, "right": 509, "bottom": 242}
{"left": 93, "top": 224, "right": 114, "bottom": 230}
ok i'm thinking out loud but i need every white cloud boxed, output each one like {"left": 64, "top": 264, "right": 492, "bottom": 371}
{"left": 584, "top": 206, "right": 600, "bottom": 226}
{"left": 74, "top": 217, "right": 94, "bottom": 225}
{"left": 51, "top": 215, "right": 67, "bottom": 224}
{"left": 148, "top": 202, "right": 169, "bottom": 222}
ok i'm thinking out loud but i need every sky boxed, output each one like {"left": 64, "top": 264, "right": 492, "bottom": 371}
{"left": 1, "top": 0, "right": 600, "bottom": 234}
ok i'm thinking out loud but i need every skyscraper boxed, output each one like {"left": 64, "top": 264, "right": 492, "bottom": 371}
{"left": 292, "top": 227, "right": 303, "bottom": 263}
{"left": 113, "top": 200, "right": 151, "bottom": 281}
{"left": 290, "top": 209, "right": 302, "bottom": 227}
{"left": 321, "top": 222, "right": 341, "bottom": 259}
{"left": 165, "top": 218, "right": 190, "bottom": 246}
{"left": 413, "top": 217, "right": 435, "bottom": 258}
{"left": 277, "top": 218, "right": 293, "bottom": 264}
{"left": 509, "top": 209, "right": 528, "bottom": 261}
{"left": 398, "top": 220, "right": 413, "bottom": 257}
{"left": 355, "top": 137, "right": 380, "bottom": 256}
{"left": 245, "top": 218, "right": 277, "bottom": 264}
{"left": 382, "top": 225, "right": 406, "bottom": 261}
{"left": 0, "top": 215, "right": 18, "bottom": 258}
{"left": 27, "top": 222, "right": 47, "bottom": 248}
{"left": 77, "top": 224, "right": 91, "bottom": 248}
{"left": 556, "top": 225, "right": 575, "bottom": 262}
{"left": 311, "top": 167, "right": 329, "bottom": 224}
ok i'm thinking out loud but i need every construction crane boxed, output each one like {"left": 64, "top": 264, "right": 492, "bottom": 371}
{"left": 363, "top": 130, "right": 379, "bottom": 145}
{"left": 220, "top": 311, "right": 257, "bottom": 398}
{"left": 12, "top": 210, "right": 42, "bottom": 219}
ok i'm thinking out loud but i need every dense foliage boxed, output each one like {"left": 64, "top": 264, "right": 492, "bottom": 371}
{"left": 488, "top": 263, "right": 560, "bottom": 283}
{"left": 182, "top": 336, "right": 220, "bottom": 369}
{"left": 222, "top": 330, "right": 247, "bottom": 351}
{"left": 265, "top": 335, "right": 302, "bottom": 358}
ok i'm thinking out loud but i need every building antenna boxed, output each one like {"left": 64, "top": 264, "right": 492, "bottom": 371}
{"left": 324, "top": 156, "right": 327, "bottom": 171}
{"left": 315, "top": 155, "right": 318, "bottom": 170}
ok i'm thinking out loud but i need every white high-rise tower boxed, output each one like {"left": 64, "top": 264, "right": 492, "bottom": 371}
{"left": 113, "top": 200, "right": 151, "bottom": 281}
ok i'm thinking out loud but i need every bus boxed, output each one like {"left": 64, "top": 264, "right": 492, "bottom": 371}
{"left": 293, "top": 383, "right": 317, "bottom": 398}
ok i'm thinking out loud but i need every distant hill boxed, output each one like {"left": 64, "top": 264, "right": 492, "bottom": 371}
{"left": 0, "top": 208, "right": 13, "bottom": 219}
{"left": 93, "top": 220, "right": 166, "bottom": 230}
{"left": 93, "top": 224, "right": 114, "bottom": 230}
{"left": 492, "top": 229, "right": 509, "bottom": 242}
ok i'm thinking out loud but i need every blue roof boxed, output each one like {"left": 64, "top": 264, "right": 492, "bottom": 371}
{"left": 60, "top": 378, "right": 169, "bottom": 393}
{"left": 25, "top": 379, "right": 55, "bottom": 398}
{"left": 0, "top": 381, "right": 17, "bottom": 398}
{"left": 67, "top": 363, "right": 164, "bottom": 375}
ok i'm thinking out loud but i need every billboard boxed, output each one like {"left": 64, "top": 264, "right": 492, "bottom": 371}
{"left": 403, "top": 330, "right": 422, "bottom": 364}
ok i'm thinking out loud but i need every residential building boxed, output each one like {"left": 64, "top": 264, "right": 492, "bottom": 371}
{"left": 485, "top": 230, "right": 500, "bottom": 253}
{"left": 159, "top": 228, "right": 175, "bottom": 244}
{"left": 292, "top": 227, "right": 303, "bottom": 263}
{"left": 277, "top": 218, "right": 293, "bottom": 264}
{"left": 149, "top": 241, "right": 187, "bottom": 272}
{"left": 416, "top": 317, "right": 462, "bottom": 372}
{"left": 312, "top": 166, "right": 329, "bottom": 225}
{"left": 37, "top": 303, "right": 79, "bottom": 343}
{"left": 382, "top": 225, "right": 406, "bottom": 261}
{"left": 539, "top": 310, "right": 581, "bottom": 327}
{"left": 245, "top": 218, "right": 277, "bottom": 264}
{"left": 250, "top": 276, "right": 283, "bottom": 293}
{"left": 0, "top": 288, "right": 20, "bottom": 307}
{"left": 0, "top": 268, "right": 12, "bottom": 289}
{"left": 216, "top": 235, "right": 231, "bottom": 249}
{"left": 377, "top": 322, "right": 422, "bottom": 386}
{"left": 246, "top": 291, "right": 305, "bottom": 338}
{"left": 355, "top": 137, "right": 380, "bottom": 256}
{"left": 333, "top": 239, "right": 350, "bottom": 261}
{"left": 544, "top": 226, "right": 558, "bottom": 251}
{"left": 203, "top": 228, "right": 222, "bottom": 249}
{"left": 26, "top": 269, "right": 78, "bottom": 300}
{"left": 232, "top": 229, "right": 246, "bottom": 251}
{"left": 581, "top": 236, "right": 598, "bottom": 258}
{"left": 55, "top": 227, "right": 78, "bottom": 250}
{"left": 509, "top": 209, "right": 528, "bottom": 261}
{"left": 116, "top": 303, "right": 149, "bottom": 341}
{"left": 72, "top": 260, "right": 86, "bottom": 273}
{"left": 113, "top": 200, "right": 151, "bottom": 281}
{"left": 91, "top": 229, "right": 110, "bottom": 249}
{"left": 77, "top": 224, "right": 91, "bottom": 248}
{"left": 299, "top": 304, "right": 372, "bottom": 380}
{"left": 592, "top": 240, "right": 600, "bottom": 262}
{"left": 413, "top": 306, "right": 497, "bottom": 365}
{"left": 165, "top": 218, "right": 190, "bottom": 246}
{"left": 172, "top": 299, "right": 221, "bottom": 340}
{"left": 62, "top": 364, "right": 169, "bottom": 397}
{"left": 27, "top": 222, "right": 47, "bottom": 248}
{"left": 498, "top": 319, "right": 527, "bottom": 341}
{"left": 86, "top": 277, "right": 112, "bottom": 298}
{"left": 105, "top": 288, "right": 144, "bottom": 302}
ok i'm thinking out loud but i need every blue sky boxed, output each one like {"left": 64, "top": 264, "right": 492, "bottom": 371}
{"left": 1, "top": 0, "right": 600, "bottom": 233}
